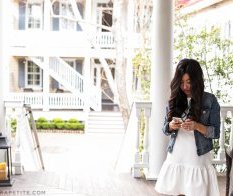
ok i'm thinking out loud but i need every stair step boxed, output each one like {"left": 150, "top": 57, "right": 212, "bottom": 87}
{"left": 88, "top": 124, "right": 124, "bottom": 129}
{"left": 86, "top": 111, "right": 125, "bottom": 133}
{"left": 87, "top": 128, "right": 125, "bottom": 133}
{"left": 89, "top": 112, "right": 122, "bottom": 117}
{"left": 88, "top": 121, "right": 124, "bottom": 126}
{"left": 88, "top": 117, "right": 123, "bottom": 122}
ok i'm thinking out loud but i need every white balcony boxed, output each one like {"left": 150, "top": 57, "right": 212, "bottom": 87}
{"left": 9, "top": 30, "right": 145, "bottom": 57}
{"left": 5, "top": 92, "right": 84, "bottom": 110}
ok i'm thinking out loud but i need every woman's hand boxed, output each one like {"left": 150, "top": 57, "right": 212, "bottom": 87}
{"left": 181, "top": 119, "right": 196, "bottom": 131}
{"left": 169, "top": 118, "right": 182, "bottom": 131}
{"left": 182, "top": 119, "right": 208, "bottom": 135}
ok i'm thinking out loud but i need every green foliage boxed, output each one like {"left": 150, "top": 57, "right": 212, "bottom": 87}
{"left": 10, "top": 118, "right": 17, "bottom": 133}
{"left": 132, "top": 49, "right": 151, "bottom": 100}
{"left": 51, "top": 118, "right": 64, "bottom": 123}
{"left": 41, "top": 122, "right": 50, "bottom": 129}
{"left": 36, "top": 117, "right": 48, "bottom": 123}
{"left": 55, "top": 122, "right": 65, "bottom": 129}
{"left": 49, "top": 122, "right": 56, "bottom": 129}
{"left": 64, "top": 123, "right": 84, "bottom": 130}
{"left": 139, "top": 111, "right": 146, "bottom": 152}
{"left": 174, "top": 14, "right": 233, "bottom": 105}
{"left": 68, "top": 118, "right": 79, "bottom": 123}
{"left": 35, "top": 117, "right": 84, "bottom": 131}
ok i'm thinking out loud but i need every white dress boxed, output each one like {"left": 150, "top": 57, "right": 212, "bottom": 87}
{"left": 155, "top": 126, "right": 220, "bottom": 195}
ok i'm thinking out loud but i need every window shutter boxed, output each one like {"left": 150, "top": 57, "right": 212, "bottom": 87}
{"left": 18, "top": 59, "right": 25, "bottom": 88}
{"left": 75, "top": 60, "right": 83, "bottom": 74}
{"left": 51, "top": 78, "right": 59, "bottom": 89}
{"left": 41, "top": 71, "right": 43, "bottom": 88}
{"left": 76, "top": 2, "right": 83, "bottom": 31}
{"left": 52, "top": 2, "right": 60, "bottom": 31}
{"left": 19, "top": 2, "right": 26, "bottom": 30}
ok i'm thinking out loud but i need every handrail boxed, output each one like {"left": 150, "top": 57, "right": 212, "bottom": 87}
{"left": 29, "top": 56, "right": 101, "bottom": 111}
{"left": 121, "top": 102, "right": 233, "bottom": 178}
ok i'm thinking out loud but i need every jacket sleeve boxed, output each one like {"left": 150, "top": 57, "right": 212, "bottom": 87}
{"left": 162, "top": 106, "right": 172, "bottom": 136}
{"left": 205, "top": 95, "right": 220, "bottom": 139}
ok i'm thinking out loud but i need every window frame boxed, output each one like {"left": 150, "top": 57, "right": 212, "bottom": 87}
{"left": 25, "top": 60, "right": 42, "bottom": 90}
{"left": 25, "top": 2, "right": 43, "bottom": 30}
{"left": 59, "top": 2, "right": 76, "bottom": 31}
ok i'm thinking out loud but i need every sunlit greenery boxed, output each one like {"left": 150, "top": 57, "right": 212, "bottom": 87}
{"left": 132, "top": 49, "right": 151, "bottom": 100}
{"left": 174, "top": 14, "right": 233, "bottom": 105}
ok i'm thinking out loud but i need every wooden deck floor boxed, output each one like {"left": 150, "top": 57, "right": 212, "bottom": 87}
{"left": 0, "top": 133, "right": 226, "bottom": 196}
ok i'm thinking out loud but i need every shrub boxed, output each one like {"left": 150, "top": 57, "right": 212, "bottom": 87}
{"left": 35, "top": 117, "right": 84, "bottom": 131}
{"left": 55, "top": 122, "right": 65, "bottom": 129}
{"left": 49, "top": 122, "right": 56, "bottom": 129}
{"left": 76, "top": 124, "right": 85, "bottom": 130}
{"left": 68, "top": 118, "right": 78, "bottom": 123}
{"left": 41, "top": 122, "right": 50, "bottom": 129}
{"left": 36, "top": 122, "right": 43, "bottom": 129}
{"left": 37, "top": 117, "right": 48, "bottom": 123}
{"left": 51, "top": 118, "right": 64, "bottom": 123}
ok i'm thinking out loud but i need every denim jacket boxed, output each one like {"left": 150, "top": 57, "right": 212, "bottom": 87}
{"left": 163, "top": 92, "right": 220, "bottom": 156}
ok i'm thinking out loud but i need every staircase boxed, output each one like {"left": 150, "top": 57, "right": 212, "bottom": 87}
{"left": 29, "top": 56, "right": 84, "bottom": 94}
{"left": 86, "top": 111, "right": 125, "bottom": 133}
{"left": 29, "top": 56, "right": 101, "bottom": 111}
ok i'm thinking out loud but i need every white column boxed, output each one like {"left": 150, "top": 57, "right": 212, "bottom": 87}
{"left": 43, "top": 57, "right": 50, "bottom": 111}
{"left": 44, "top": 0, "right": 51, "bottom": 31}
{"left": 146, "top": 0, "right": 173, "bottom": 180}
{"left": 0, "top": 0, "right": 10, "bottom": 134}
{"left": 84, "top": 56, "right": 91, "bottom": 114}
{"left": 85, "top": 0, "right": 92, "bottom": 32}
{"left": 126, "top": 0, "right": 134, "bottom": 103}
{"left": 0, "top": 2, "right": 4, "bottom": 134}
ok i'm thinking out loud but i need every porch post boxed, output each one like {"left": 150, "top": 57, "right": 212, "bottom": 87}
{"left": 44, "top": 0, "right": 50, "bottom": 31}
{"left": 84, "top": 56, "right": 91, "bottom": 113}
{"left": 146, "top": 0, "right": 173, "bottom": 180}
{"left": 43, "top": 57, "right": 50, "bottom": 111}
{"left": 85, "top": 0, "right": 92, "bottom": 23}
{"left": 126, "top": 0, "right": 134, "bottom": 103}
{"left": 0, "top": 0, "right": 10, "bottom": 134}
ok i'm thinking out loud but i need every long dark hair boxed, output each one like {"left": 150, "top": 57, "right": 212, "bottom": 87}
{"left": 168, "top": 58, "right": 204, "bottom": 122}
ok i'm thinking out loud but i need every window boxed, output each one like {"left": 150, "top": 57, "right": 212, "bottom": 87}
{"left": 60, "top": 2, "right": 76, "bottom": 30}
{"left": 65, "top": 59, "right": 75, "bottom": 68}
{"left": 96, "top": 3, "right": 113, "bottom": 32}
{"left": 26, "top": 3, "right": 43, "bottom": 29}
{"left": 64, "top": 59, "right": 83, "bottom": 74}
{"left": 26, "top": 61, "right": 42, "bottom": 88}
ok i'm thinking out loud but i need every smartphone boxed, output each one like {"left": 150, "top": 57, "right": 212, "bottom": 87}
{"left": 172, "top": 117, "right": 183, "bottom": 123}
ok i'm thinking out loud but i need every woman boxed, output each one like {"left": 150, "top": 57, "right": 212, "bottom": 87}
{"left": 155, "top": 58, "right": 220, "bottom": 196}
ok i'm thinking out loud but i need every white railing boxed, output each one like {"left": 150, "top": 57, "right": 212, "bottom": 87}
{"left": 50, "top": 57, "right": 84, "bottom": 92}
{"left": 29, "top": 56, "right": 101, "bottom": 111}
{"left": 29, "top": 56, "right": 84, "bottom": 94}
{"left": 4, "top": 101, "right": 42, "bottom": 173}
{"left": 95, "top": 32, "right": 115, "bottom": 48}
{"left": 131, "top": 102, "right": 152, "bottom": 178}
{"left": 89, "top": 85, "right": 102, "bottom": 111}
{"left": 213, "top": 106, "right": 233, "bottom": 164}
{"left": 129, "top": 102, "right": 233, "bottom": 178}
{"left": 5, "top": 93, "right": 84, "bottom": 110}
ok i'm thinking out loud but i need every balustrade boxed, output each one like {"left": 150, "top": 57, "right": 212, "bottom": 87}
{"left": 130, "top": 102, "right": 233, "bottom": 178}
{"left": 6, "top": 93, "right": 83, "bottom": 110}
{"left": 131, "top": 102, "right": 152, "bottom": 178}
